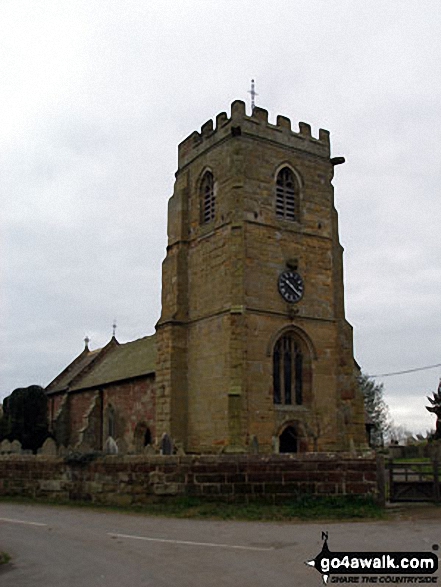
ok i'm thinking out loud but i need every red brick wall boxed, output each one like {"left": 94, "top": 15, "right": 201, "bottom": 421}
{"left": 51, "top": 376, "right": 156, "bottom": 451}
{"left": 0, "top": 454, "right": 378, "bottom": 505}
{"left": 48, "top": 393, "right": 66, "bottom": 427}
{"left": 68, "top": 390, "right": 98, "bottom": 447}
{"left": 102, "top": 377, "right": 155, "bottom": 448}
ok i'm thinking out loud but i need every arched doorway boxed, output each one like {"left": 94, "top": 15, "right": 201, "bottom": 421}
{"left": 134, "top": 422, "right": 152, "bottom": 453}
{"left": 279, "top": 425, "right": 298, "bottom": 453}
{"left": 144, "top": 427, "right": 152, "bottom": 446}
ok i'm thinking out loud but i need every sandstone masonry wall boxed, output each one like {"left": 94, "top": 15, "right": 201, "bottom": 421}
{"left": 156, "top": 100, "right": 367, "bottom": 453}
{"left": 0, "top": 454, "right": 378, "bottom": 506}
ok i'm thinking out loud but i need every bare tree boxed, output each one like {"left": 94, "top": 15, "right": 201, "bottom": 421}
{"left": 426, "top": 379, "right": 441, "bottom": 440}
{"left": 358, "top": 373, "right": 391, "bottom": 447}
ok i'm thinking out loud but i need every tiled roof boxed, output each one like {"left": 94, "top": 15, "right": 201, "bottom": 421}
{"left": 70, "top": 335, "right": 156, "bottom": 390}
{"left": 46, "top": 335, "right": 156, "bottom": 393}
{"left": 46, "top": 348, "right": 102, "bottom": 393}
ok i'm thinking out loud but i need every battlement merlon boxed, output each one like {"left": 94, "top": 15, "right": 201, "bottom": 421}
{"left": 177, "top": 100, "right": 331, "bottom": 169}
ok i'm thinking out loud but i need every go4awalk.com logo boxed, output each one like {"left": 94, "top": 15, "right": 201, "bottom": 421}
{"left": 305, "top": 533, "right": 439, "bottom": 585}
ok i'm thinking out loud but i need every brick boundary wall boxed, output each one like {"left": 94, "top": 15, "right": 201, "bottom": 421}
{"left": 0, "top": 454, "right": 379, "bottom": 506}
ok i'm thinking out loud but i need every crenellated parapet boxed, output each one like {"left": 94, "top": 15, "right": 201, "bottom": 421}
{"left": 178, "top": 100, "right": 331, "bottom": 169}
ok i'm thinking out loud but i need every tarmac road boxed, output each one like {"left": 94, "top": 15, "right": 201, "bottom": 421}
{"left": 0, "top": 502, "right": 440, "bottom": 587}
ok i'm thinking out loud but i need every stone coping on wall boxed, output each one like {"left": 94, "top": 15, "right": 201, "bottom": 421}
{"left": 0, "top": 452, "right": 376, "bottom": 464}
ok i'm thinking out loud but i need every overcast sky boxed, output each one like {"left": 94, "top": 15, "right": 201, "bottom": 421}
{"left": 1, "top": 0, "right": 440, "bottom": 435}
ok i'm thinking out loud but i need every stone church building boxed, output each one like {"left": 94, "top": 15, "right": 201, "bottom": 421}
{"left": 46, "top": 100, "right": 367, "bottom": 454}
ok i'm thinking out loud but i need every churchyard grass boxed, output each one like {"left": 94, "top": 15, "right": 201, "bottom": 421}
{"left": 392, "top": 457, "right": 434, "bottom": 476}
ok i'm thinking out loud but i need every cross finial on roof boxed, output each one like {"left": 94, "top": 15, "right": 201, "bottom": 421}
{"left": 84, "top": 336, "right": 90, "bottom": 350}
{"left": 248, "top": 79, "right": 258, "bottom": 111}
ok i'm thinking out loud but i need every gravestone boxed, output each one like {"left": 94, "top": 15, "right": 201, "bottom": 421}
{"left": 57, "top": 445, "right": 69, "bottom": 458}
{"left": 250, "top": 435, "right": 259, "bottom": 454}
{"left": 40, "top": 437, "right": 57, "bottom": 457}
{"left": 10, "top": 440, "right": 22, "bottom": 454}
{"left": 116, "top": 438, "right": 127, "bottom": 456}
{"left": 77, "top": 441, "right": 92, "bottom": 454}
{"left": 104, "top": 436, "right": 118, "bottom": 455}
{"left": 174, "top": 441, "right": 186, "bottom": 456}
{"left": 160, "top": 433, "right": 173, "bottom": 455}
{"left": 0, "top": 439, "right": 11, "bottom": 454}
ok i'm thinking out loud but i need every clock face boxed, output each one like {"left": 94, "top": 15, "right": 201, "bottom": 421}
{"left": 278, "top": 271, "right": 304, "bottom": 303}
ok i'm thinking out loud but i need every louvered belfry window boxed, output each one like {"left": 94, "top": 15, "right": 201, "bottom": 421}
{"left": 275, "top": 167, "right": 299, "bottom": 221}
{"left": 201, "top": 171, "right": 215, "bottom": 223}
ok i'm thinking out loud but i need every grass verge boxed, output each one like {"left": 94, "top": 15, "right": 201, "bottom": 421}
{"left": 130, "top": 495, "right": 385, "bottom": 521}
{"left": 0, "top": 494, "right": 384, "bottom": 522}
{"left": 393, "top": 458, "right": 430, "bottom": 463}
{"left": 0, "top": 552, "right": 11, "bottom": 566}
{"left": 389, "top": 458, "right": 434, "bottom": 476}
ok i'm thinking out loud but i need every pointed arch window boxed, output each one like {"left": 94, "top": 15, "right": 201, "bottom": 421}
{"left": 273, "top": 334, "right": 304, "bottom": 405}
{"left": 108, "top": 405, "right": 115, "bottom": 438}
{"left": 201, "top": 171, "right": 215, "bottom": 224}
{"left": 275, "top": 167, "right": 299, "bottom": 222}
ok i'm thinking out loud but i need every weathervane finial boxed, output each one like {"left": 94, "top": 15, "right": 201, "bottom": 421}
{"left": 248, "top": 79, "right": 258, "bottom": 111}
{"left": 112, "top": 319, "right": 117, "bottom": 338}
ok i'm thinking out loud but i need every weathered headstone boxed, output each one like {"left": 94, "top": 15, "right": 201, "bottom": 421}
{"left": 174, "top": 441, "right": 186, "bottom": 456}
{"left": 10, "top": 440, "right": 22, "bottom": 454}
{"left": 77, "top": 441, "right": 92, "bottom": 454}
{"left": 40, "top": 437, "right": 57, "bottom": 457}
{"left": 0, "top": 439, "right": 11, "bottom": 454}
{"left": 116, "top": 438, "right": 127, "bottom": 456}
{"left": 160, "top": 433, "right": 173, "bottom": 455}
{"left": 57, "top": 445, "right": 69, "bottom": 458}
{"left": 104, "top": 436, "right": 118, "bottom": 455}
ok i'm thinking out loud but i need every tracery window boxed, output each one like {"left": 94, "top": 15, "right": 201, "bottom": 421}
{"left": 108, "top": 405, "right": 115, "bottom": 438}
{"left": 273, "top": 334, "right": 303, "bottom": 405}
{"left": 275, "top": 167, "right": 299, "bottom": 222}
{"left": 201, "top": 171, "right": 215, "bottom": 224}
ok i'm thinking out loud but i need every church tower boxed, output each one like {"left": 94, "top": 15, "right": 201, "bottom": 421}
{"left": 155, "top": 100, "right": 366, "bottom": 454}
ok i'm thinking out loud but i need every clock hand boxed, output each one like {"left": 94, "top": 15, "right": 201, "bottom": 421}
{"left": 286, "top": 280, "right": 300, "bottom": 295}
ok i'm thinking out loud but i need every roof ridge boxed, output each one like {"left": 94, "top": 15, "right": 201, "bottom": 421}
{"left": 46, "top": 334, "right": 157, "bottom": 394}
{"left": 118, "top": 334, "right": 155, "bottom": 347}
{"left": 45, "top": 346, "right": 91, "bottom": 392}
{"left": 69, "top": 334, "right": 156, "bottom": 391}
{"left": 67, "top": 337, "right": 119, "bottom": 389}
